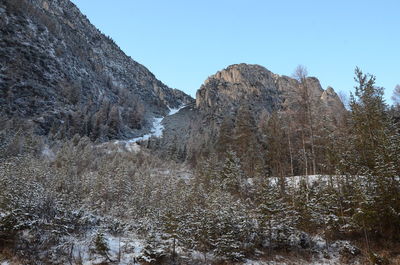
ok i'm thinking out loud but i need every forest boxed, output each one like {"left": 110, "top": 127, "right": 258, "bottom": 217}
{"left": 1, "top": 68, "right": 399, "bottom": 264}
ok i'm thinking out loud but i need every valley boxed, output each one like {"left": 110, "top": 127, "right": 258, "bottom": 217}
{"left": 0, "top": 0, "right": 399, "bottom": 264}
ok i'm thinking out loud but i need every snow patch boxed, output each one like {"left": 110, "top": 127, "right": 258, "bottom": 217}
{"left": 67, "top": 232, "right": 145, "bottom": 265}
{"left": 128, "top": 117, "right": 164, "bottom": 143}
{"left": 269, "top": 175, "right": 343, "bottom": 189}
{"left": 124, "top": 141, "right": 141, "bottom": 153}
{"left": 41, "top": 145, "right": 55, "bottom": 161}
{"left": 128, "top": 105, "right": 185, "bottom": 143}
{"left": 101, "top": 105, "right": 185, "bottom": 154}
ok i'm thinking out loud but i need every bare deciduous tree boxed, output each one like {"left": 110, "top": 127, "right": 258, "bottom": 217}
{"left": 392, "top": 84, "right": 400, "bottom": 106}
{"left": 293, "top": 65, "right": 317, "bottom": 175}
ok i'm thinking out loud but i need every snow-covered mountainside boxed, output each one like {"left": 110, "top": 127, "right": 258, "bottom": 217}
{"left": 0, "top": 0, "right": 193, "bottom": 141}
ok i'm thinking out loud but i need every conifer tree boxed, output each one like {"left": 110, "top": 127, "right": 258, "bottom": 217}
{"left": 349, "top": 67, "right": 388, "bottom": 172}
{"left": 93, "top": 232, "right": 111, "bottom": 261}
{"left": 218, "top": 151, "right": 245, "bottom": 194}
{"left": 141, "top": 232, "right": 168, "bottom": 264}
{"left": 162, "top": 211, "right": 180, "bottom": 261}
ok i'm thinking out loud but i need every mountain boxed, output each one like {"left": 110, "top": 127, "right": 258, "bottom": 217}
{"left": 158, "top": 63, "right": 346, "bottom": 168}
{"left": 196, "top": 63, "right": 344, "bottom": 120}
{"left": 0, "top": 0, "right": 344, "bottom": 152}
{"left": 0, "top": 0, "right": 193, "bottom": 141}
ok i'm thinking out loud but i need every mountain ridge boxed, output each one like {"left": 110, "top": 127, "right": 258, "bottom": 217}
{"left": 0, "top": 0, "right": 193, "bottom": 141}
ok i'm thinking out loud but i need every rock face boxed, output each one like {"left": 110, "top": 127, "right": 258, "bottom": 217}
{"left": 196, "top": 63, "right": 345, "bottom": 120}
{"left": 0, "top": 0, "right": 193, "bottom": 140}
{"left": 196, "top": 64, "right": 281, "bottom": 117}
{"left": 320, "top": 86, "right": 346, "bottom": 121}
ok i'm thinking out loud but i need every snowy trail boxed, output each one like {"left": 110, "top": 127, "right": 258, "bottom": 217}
{"left": 128, "top": 105, "right": 185, "bottom": 143}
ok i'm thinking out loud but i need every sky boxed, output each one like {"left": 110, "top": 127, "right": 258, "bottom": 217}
{"left": 70, "top": 0, "right": 399, "bottom": 103}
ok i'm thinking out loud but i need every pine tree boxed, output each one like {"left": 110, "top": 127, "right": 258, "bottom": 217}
{"left": 141, "top": 232, "right": 168, "bottom": 264}
{"left": 349, "top": 67, "right": 388, "bottom": 172}
{"left": 257, "top": 180, "right": 298, "bottom": 250}
{"left": 183, "top": 206, "right": 214, "bottom": 263}
{"left": 93, "top": 232, "right": 111, "bottom": 261}
{"left": 218, "top": 151, "right": 245, "bottom": 194}
{"left": 209, "top": 193, "right": 246, "bottom": 262}
{"left": 345, "top": 68, "right": 400, "bottom": 240}
{"left": 162, "top": 211, "right": 180, "bottom": 261}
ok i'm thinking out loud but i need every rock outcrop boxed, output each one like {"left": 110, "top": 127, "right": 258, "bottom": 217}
{"left": 196, "top": 63, "right": 345, "bottom": 121}
{"left": 0, "top": 0, "right": 193, "bottom": 141}
{"left": 196, "top": 64, "right": 281, "bottom": 117}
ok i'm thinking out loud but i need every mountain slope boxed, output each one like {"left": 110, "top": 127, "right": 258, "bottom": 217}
{"left": 0, "top": 0, "right": 193, "bottom": 141}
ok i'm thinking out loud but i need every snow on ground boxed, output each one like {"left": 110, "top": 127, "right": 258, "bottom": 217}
{"left": 128, "top": 105, "right": 185, "bottom": 143}
{"left": 150, "top": 167, "right": 193, "bottom": 180}
{"left": 167, "top": 105, "right": 185, "bottom": 116}
{"left": 267, "top": 175, "right": 344, "bottom": 189}
{"left": 96, "top": 105, "right": 185, "bottom": 154}
{"left": 68, "top": 232, "right": 145, "bottom": 265}
{"left": 243, "top": 255, "right": 345, "bottom": 265}
{"left": 241, "top": 237, "right": 362, "bottom": 265}
{"left": 41, "top": 145, "right": 55, "bottom": 161}
{"left": 105, "top": 234, "right": 144, "bottom": 265}
{"left": 128, "top": 117, "right": 164, "bottom": 143}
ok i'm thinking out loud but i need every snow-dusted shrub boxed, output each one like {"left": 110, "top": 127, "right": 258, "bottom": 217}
{"left": 92, "top": 232, "right": 110, "bottom": 261}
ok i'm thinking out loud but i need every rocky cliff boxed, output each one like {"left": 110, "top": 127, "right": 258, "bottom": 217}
{"left": 196, "top": 63, "right": 345, "bottom": 121}
{"left": 0, "top": 0, "right": 193, "bottom": 141}
{"left": 196, "top": 64, "right": 281, "bottom": 118}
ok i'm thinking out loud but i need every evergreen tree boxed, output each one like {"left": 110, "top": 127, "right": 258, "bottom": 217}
{"left": 141, "top": 232, "right": 168, "bottom": 264}
{"left": 93, "top": 232, "right": 111, "bottom": 261}
{"left": 345, "top": 68, "right": 400, "bottom": 240}
{"left": 257, "top": 180, "right": 298, "bottom": 250}
{"left": 349, "top": 67, "right": 388, "bottom": 172}
{"left": 162, "top": 211, "right": 180, "bottom": 261}
{"left": 218, "top": 151, "right": 245, "bottom": 194}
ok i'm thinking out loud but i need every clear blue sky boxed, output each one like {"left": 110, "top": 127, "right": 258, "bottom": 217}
{"left": 71, "top": 0, "right": 399, "bottom": 103}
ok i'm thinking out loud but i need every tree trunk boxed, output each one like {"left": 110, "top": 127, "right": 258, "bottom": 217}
{"left": 288, "top": 132, "right": 294, "bottom": 176}
{"left": 302, "top": 132, "right": 308, "bottom": 176}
